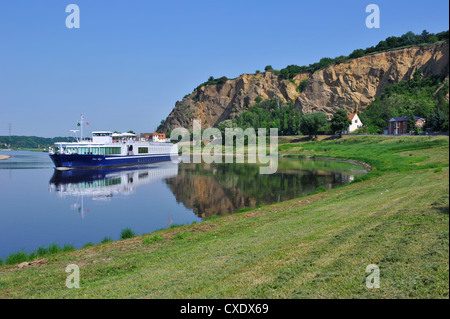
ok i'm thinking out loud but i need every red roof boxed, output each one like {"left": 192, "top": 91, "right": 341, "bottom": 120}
{"left": 348, "top": 113, "right": 357, "bottom": 121}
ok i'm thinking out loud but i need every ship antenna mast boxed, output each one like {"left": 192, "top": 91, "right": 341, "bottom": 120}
{"left": 80, "top": 114, "right": 84, "bottom": 141}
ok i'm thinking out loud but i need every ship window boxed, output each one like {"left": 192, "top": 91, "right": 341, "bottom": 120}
{"left": 93, "top": 132, "right": 112, "bottom": 137}
{"left": 99, "top": 148, "right": 106, "bottom": 155}
{"left": 105, "top": 147, "right": 121, "bottom": 155}
{"left": 138, "top": 147, "right": 148, "bottom": 154}
{"left": 92, "top": 148, "right": 99, "bottom": 155}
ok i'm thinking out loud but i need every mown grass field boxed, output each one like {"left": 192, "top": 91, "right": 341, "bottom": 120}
{"left": 0, "top": 136, "right": 448, "bottom": 298}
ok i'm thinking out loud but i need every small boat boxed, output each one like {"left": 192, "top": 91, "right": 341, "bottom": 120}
{"left": 49, "top": 117, "right": 178, "bottom": 169}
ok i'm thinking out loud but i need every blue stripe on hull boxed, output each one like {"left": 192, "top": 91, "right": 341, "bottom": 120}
{"left": 49, "top": 154, "right": 173, "bottom": 168}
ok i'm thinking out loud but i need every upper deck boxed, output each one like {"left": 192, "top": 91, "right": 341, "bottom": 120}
{"left": 52, "top": 131, "right": 175, "bottom": 156}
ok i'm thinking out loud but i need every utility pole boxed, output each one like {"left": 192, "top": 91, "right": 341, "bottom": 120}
{"left": 8, "top": 122, "right": 11, "bottom": 147}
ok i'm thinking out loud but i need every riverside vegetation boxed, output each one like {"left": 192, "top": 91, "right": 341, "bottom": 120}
{"left": 0, "top": 135, "right": 448, "bottom": 298}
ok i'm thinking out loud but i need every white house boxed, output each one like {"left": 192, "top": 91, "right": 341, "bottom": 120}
{"left": 345, "top": 113, "right": 363, "bottom": 134}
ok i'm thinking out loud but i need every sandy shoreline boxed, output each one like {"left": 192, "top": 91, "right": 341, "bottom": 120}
{"left": 0, "top": 155, "right": 11, "bottom": 160}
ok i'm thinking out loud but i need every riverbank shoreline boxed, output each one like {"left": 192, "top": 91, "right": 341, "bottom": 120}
{"left": 0, "top": 135, "right": 448, "bottom": 298}
{"left": 282, "top": 154, "right": 373, "bottom": 172}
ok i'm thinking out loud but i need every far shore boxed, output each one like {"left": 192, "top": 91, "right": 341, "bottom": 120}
{"left": 0, "top": 155, "right": 11, "bottom": 160}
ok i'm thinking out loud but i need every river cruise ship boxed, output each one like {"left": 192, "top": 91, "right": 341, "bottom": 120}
{"left": 49, "top": 131, "right": 178, "bottom": 169}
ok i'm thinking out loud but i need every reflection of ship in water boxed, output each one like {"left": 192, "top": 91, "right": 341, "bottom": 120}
{"left": 49, "top": 163, "right": 179, "bottom": 200}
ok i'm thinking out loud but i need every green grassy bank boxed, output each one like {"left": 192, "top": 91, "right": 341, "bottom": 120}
{"left": 0, "top": 136, "right": 448, "bottom": 298}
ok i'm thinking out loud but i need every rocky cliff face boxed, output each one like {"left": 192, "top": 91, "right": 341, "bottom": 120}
{"left": 161, "top": 41, "right": 449, "bottom": 132}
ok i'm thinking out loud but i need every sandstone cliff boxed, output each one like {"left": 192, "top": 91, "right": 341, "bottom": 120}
{"left": 161, "top": 41, "right": 449, "bottom": 132}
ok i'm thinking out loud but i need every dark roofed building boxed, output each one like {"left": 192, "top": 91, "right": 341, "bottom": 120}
{"left": 387, "top": 116, "right": 426, "bottom": 135}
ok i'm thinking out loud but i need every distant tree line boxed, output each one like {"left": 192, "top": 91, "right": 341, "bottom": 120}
{"left": 0, "top": 136, "right": 74, "bottom": 149}
{"left": 218, "top": 98, "right": 343, "bottom": 139}
{"left": 229, "top": 99, "right": 303, "bottom": 136}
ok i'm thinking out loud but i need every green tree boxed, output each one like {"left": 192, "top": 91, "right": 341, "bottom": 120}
{"left": 156, "top": 119, "right": 165, "bottom": 132}
{"left": 217, "top": 76, "right": 228, "bottom": 85}
{"left": 349, "top": 49, "right": 365, "bottom": 59}
{"left": 300, "top": 112, "right": 328, "bottom": 138}
{"left": 279, "top": 65, "right": 303, "bottom": 79}
{"left": 429, "top": 109, "right": 447, "bottom": 132}
{"left": 318, "top": 57, "right": 334, "bottom": 68}
{"left": 421, "top": 30, "right": 430, "bottom": 42}
{"left": 331, "top": 109, "right": 352, "bottom": 137}
{"left": 407, "top": 115, "right": 417, "bottom": 134}
{"left": 218, "top": 119, "right": 236, "bottom": 137}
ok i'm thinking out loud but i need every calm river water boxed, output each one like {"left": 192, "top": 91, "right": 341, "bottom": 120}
{"left": 0, "top": 151, "right": 367, "bottom": 260}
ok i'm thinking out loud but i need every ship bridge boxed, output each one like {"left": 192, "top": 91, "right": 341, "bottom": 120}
{"left": 92, "top": 131, "right": 113, "bottom": 144}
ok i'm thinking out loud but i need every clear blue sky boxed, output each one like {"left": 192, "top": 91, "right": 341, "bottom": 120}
{"left": 0, "top": 0, "right": 448, "bottom": 137}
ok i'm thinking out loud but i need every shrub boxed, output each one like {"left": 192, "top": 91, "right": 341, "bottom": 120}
{"left": 315, "top": 186, "right": 327, "bottom": 193}
{"left": 120, "top": 228, "right": 137, "bottom": 240}
{"left": 298, "top": 79, "right": 308, "bottom": 93}
{"left": 101, "top": 237, "right": 113, "bottom": 244}
{"left": 254, "top": 96, "right": 263, "bottom": 103}
{"left": 6, "top": 250, "right": 28, "bottom": 265}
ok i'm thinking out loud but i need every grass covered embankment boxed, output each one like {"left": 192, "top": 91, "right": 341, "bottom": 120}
{"left": 0, "top": 136, "right": 448, "bottom": 298}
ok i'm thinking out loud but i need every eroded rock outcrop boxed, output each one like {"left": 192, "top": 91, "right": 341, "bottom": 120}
{"left": 161, "top": 41, "right": 449, "bottom": 132}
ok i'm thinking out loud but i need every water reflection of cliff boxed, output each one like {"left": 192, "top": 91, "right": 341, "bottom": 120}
{"left": 165, "top": 160, "right": 366, "bottom": 218}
